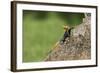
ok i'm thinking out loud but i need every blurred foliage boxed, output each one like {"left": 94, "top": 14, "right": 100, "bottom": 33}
{"left": 68, "top": 13, "right": 84, "bottom": 25}
{"left": 23, "top": 10, "right": 85, "bottom": 26}
{"left": 23, "top": 10, "right": 85, "bottom": 62}
{"left": 57, "top": 12, "right": 85, "bottom": 26}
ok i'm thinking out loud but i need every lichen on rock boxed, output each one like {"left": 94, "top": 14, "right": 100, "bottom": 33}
{"left": 45, "top": 16, "right": 91, "bottom": 61}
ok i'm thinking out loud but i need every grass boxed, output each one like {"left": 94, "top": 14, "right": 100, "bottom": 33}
{"left": 23, "top": 11, "right": 66, "bottom": 62}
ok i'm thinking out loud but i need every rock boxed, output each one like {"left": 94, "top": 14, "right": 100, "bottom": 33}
{"left": 45, "top": 16, "right": 91, "bottom": 61}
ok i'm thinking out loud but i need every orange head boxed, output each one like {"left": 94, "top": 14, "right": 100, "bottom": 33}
{"left": 63, "top": 25, "right": 69, "bottom": 31}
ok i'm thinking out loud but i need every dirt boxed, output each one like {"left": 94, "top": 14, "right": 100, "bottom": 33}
{"left": 45, "top": 16, "right": 91, "bottom": 61}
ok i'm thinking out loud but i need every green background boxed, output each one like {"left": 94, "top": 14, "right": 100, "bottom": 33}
{"left": 23, "top": 10, "right": 85, "bottom": 62}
